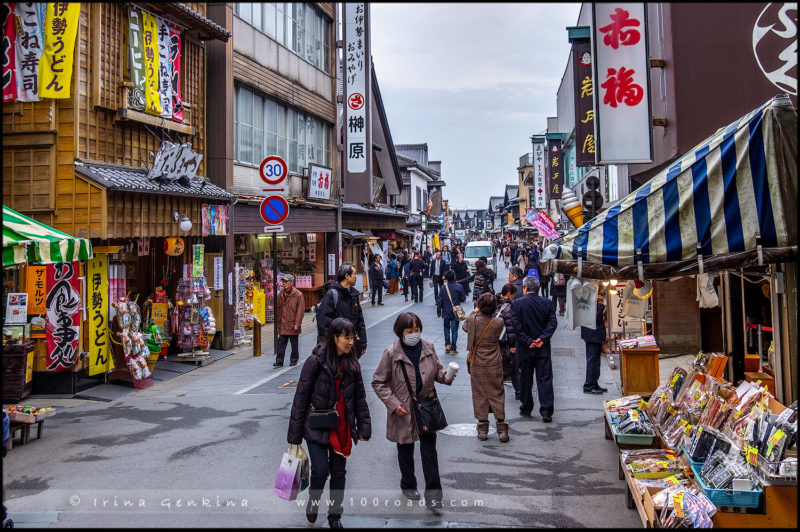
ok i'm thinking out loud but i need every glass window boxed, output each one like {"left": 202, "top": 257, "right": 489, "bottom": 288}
{"left": 297, "top": 111, "right": 306, "bottom": 170}
{"left": 277, "top": 104, "right": 287, "bottom": 162}
{"left": 305, "top": 6, "right": 315, "bottom": 64}
{"left": 253, "top": 96, "right": 264, "bottom": 165}
{"left": 251, "top": 3, "right": 262, "bottom": 32}
{"left": 276, "top": 2, "right": 285, "bottom": 44}
{"left": 264, "top": 2, "right": 276, "bottom": 37}
{"left": 288, "top": 108, "right": 297, "bottom": 173}
{"left": 324, "top": 124, "right": 331, "bottom": 167}
{"left": 416, "top": 186, "right": 422, "bottom": 211}
{"left": 237, "top": 3, "right": 251, "bottom": 24}
{"left": 286, "top": 3, "right": 296, "bottom": 52}
{"left": 238, "top": 87, "right": 253, "bottom": 164}
{"left": 323, "top": 16, "right": 330, "bottom": 73}
{"left": 266, "top": 99, "right": 277, "bottom": 156}
{"left": 233, "top": 83, "right": 239, "bottom": 161}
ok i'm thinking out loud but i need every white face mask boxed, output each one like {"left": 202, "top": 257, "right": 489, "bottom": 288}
{"left": 404, "top": 332, "right": 422, "bottom": 346}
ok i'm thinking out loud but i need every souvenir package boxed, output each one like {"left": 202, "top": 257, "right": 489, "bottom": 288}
{"left": 604, "top": 395, "right": 643, "bottom": 424}
{"left": 699, "top": 449, "right": 757, "bottom": 490}
{"left": 617, "top": 408, "right": 655, "bottom": 435}
{"left": 687, "top": 425, "right": 735, "bottom": 463}
{"left": 656, "top": 485, "right": 716, "bottom": 528}
{"left": 662, "top": 411, "right": 694, "bottom": 450}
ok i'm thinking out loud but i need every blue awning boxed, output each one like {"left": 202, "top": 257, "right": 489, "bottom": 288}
{"left": 545, "top": 95, "right": 797, "bottom": 272}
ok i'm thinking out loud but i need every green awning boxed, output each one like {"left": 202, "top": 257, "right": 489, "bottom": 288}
{"left": 2, "top": 205, "right": 93, "bottom": 266}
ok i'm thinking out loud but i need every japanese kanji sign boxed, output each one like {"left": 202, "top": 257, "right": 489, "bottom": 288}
{"left": 571, "top": 38, "right": 595, "bottom": 166}
{"left": 308, "top": 164, "right": 332, "bottom": 200}
{"left": 141, "top": 10, "right": 161, "bottom": 116}
{"left": 2, "top": 3, "right": 18, "bottom": 102}
{"left": 26, "top": 265, "right": 47, "bottom": 314}
{"left": 592, "top": 3, "right": 652, "bottom": 163}
{"left": 532, "top": 136, "right": 547, "bottom": 209}
{"left": 343, "top": 2, "right": 373, "bottom": 203}
{"left": 169, "top": 23, "right": 183, "bottom": 122}
{"left": 127, "top": 8, "right": 146, "bottom": 110}
{"left": 45, "top": 262, "right": 82, "bottom": 372}
{"left": 14, "top": 2, "right": 46, "bottom": 102}
{"left": 156, "top": 15, "right": 173, "bottom": 119}
{"left": 87, "top": 255, "right": 112, "bottom": 376}
{"left": 38, "top": 1, "right": 80, "bottom": 99}
{"left": 547, "top": 137, "right": 564, "bottom": 199}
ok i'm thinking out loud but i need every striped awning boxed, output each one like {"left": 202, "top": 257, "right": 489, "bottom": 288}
{"left": 545, "top": 95, "right": 797, "bottom": 275}
{"left": 2, "top": 205, "right": 93, "bottom": 266}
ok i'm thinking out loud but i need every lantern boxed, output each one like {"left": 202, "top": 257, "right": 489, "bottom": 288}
{"left": 164, "top": 237, "right": 185, "bottom": 256}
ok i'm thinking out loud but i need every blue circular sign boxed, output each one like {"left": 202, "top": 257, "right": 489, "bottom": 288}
{"left": 260, "top": 195, "right": 290, "bottom": 225}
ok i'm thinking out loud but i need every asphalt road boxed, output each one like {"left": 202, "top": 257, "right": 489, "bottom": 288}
{"left": 3, "top": 258, "right": 641, "bottom": 528}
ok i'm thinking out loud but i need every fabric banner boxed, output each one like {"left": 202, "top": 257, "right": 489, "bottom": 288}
{"left": 156, "top": 15, "right": 172, "bottom": 118}
{"left": 2, "top": 2, "right": 17, "bottom": 102}
{"left": 87, "top": 255, "right": 112, "bottom": 376}
{"left": 45, "top": 262, "right": 82, "bottom": 372}
{"left": 567, "top": 278, "right": 597, "bottom": 330}
{"left": 201, "top": 204, "right": 228, "bottom": 236}
{"left": 548, "top": 138, "right": 564, "bottom": 199}
{"left": 126, "top": 8, "right": 145, "bottom": 110}
{"left": 572, "top": 39, "right": 595, "bottom": 166}
{"left": 192, "top": 244, "right": 204, "bottom": 277}
{"left": 169, "top": 23, "right": 183, "bottom": 122}
{"left": 253, "top": 287, "right": 265, "bottom": 325}
{"left": 141, "top": 10, "right": 160, "bottom": 116}
{"left": 14, "top": 2, "right": 45, "bottom": 102}
{"left": 26, "top": 264, "right": 47, "bottom": 314}
{"left": 38, "top": 1, "right": 80, "bottom": 99}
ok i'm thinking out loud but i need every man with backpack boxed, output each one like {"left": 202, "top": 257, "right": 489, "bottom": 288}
{"left": 316, "top": 262, "right": 368, "bottom": 357}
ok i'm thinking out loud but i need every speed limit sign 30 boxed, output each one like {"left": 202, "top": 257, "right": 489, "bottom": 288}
{"left": 260, "top": 156, "right": 289, "bottom": 193}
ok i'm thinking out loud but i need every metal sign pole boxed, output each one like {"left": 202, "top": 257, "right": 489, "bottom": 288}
{"left": 273, "top": 232, "right": 278, "bottom": 358}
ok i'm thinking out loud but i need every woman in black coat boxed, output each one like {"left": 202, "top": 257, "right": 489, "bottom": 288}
{"left": 580, "top": 296, "right": 608, "bottom": 394}
{"left": 288, "top": 318, "right": 371, "bottom": 528}
{"left": 452, "top": 254, "right": 470, "bottom": 295}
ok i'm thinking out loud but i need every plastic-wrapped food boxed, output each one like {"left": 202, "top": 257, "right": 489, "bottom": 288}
{"left": 700, "top": 449, "right": 757, "bottom": 490}
{"left": 657, "top": 486, "right": 716, "bottom": 528}
{"left": 617, "top": 408, "right": 654, "bottom": 435}
{"left": 688, "top": 425, "right": 734, "bottom": 463}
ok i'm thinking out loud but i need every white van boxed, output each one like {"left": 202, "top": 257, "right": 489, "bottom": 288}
{"left": 463, "top": 240, "right": 496, "bottom": 273}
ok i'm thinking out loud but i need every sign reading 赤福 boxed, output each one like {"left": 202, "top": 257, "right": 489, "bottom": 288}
{"left": 308, "top": 164, "right": 332, "bottom": 200}
{"left": 592, "top": 3, "right": 653, "bottom": 164}
{"left": 343, "top": 2, "right": 373, "bottom": 203}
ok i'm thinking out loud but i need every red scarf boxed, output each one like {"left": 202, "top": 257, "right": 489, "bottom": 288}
{"left": 328, "top": 363, "right": 352, "bottom": 457}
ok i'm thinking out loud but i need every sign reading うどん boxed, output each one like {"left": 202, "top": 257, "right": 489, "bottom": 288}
{"left": 591, "top": 3, "right": 653, "bottom": 164}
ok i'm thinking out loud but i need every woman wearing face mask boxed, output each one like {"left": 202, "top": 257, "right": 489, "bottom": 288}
{"left": 288, "top": 318, "right": 372, "bottom": 529}
{"left": 371, "top": 312, "right": 454, "bottom": 514}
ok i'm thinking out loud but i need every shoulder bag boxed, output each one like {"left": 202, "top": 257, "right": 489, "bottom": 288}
{"left": 495, "top": 303, "right": 509, "bottom": 343}
{"left": 399, "top": 361, "right": 448, "bottom": 435}
{"left": 444, "top": 283, "right": 466, "bottom": 321}
{"left": 466, "top": 316, "right": 494, "bottom": 372}
{"left": 309, "top": 369, "right": 344, "bottom": 430}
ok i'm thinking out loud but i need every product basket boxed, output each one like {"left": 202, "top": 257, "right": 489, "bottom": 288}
{"left": 690, "top": 462, "right": 763, "bottom": 508}
{"left": 751, "top": 453, "right": 798, "bottom": 487}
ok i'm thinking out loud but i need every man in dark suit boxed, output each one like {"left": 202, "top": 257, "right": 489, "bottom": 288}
{"left": 409, "top": 252, "right": 426, "bottom": 303}
{"left": 510, "top": 276, "right": 559, "bottom": 422}
{"left": 429, "top": 251, "right": 451, "bottom": 306}
{"left": 581, "top": 295, "right": 608, "bottom": 394}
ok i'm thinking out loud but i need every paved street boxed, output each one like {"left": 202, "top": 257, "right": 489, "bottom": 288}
{"left": 3, "top": 260, "right": 639, "bottom": 528}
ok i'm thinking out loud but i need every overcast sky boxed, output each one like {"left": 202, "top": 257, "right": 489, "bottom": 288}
{"left": 369, "top": 3, "right": 582, "bottom": 211}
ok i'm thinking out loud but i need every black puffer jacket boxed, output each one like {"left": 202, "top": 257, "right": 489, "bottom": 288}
{"left": 316, "top": 281, "right": 367, "bottom": 354}
{"left": 287, "top": 345, "right": 372, "bottom": 446}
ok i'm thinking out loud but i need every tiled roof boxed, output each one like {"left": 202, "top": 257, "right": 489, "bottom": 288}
{"left": 74, "top": 159, "right": 234, "bottom": 201}
{"left": 175, "top": 3, "right": 230, "bottom": 38}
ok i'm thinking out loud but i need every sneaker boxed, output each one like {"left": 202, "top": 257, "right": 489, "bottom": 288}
{"left": 450, "top": 348, "right": 458, "bottom": 354}
{"left": 305, "top": 498, "right": 319, "bottom": 525}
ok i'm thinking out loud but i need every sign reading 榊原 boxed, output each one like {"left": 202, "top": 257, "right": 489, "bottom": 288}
{"left": 141, "top": 10, "right": 161, "bottom": 116}
{"left": 308, "top": 164, "right": 333, "bottom": 200}
{"left": 87, "top": 255, "right": 112, "bottom": 376}
{"left": 343, "top": 2, "right": 373, "bottom": 203}
{"left": 592, "top": 3, "right": 653, "bottom": 164}
{"left": 548, "top": 138, "right": 564, "bottom": 199}
{"left": 147, "top": 141, "right": 203, "bottom": 182}
{"left": 38, "top": 1, "right": 80, "bottom": 99}
{"left": 571, "top": 38, "right": 596, "bottom": 167}
{"left": 27, "top": 265, "right": 47, "bottom": 314}
{"left": 45, "top": 262, "right": 82, "bottom": 371}
{"left": 532, "top": 136, "right": 547, "bottom": 209}
{"left": 127, "top": 8, "right": 146, "bottom": 110}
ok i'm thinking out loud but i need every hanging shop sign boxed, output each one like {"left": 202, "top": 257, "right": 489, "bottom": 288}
{"left": 192, "top": 244, "right": 204, "bottom": 278}
{"left": 308, "top": 164, "right": 333, "bottom": 200}
{"left": 164, "top": 237, "right": 184, "bottom": 256}
{"left": 213, "top": 256, "right": 223, "bottom": 290}
{"left": 609, "top": 283, "right": 646, "bottom": 334}
{"left": 592, "top": 3, "right": 653, "bottom": 164}
{"left": 328, "top": 253, "right": 336, "bottom": 276}
{"left": 147, "top": 141, "right": 203, "bottom": 182}
{"left": 38, "top": 1, "right": 80, "bottom": 100}
{"left": 548, "top": 137, "right": 564, "bottom": 199}
{"left": 13, "top": 2, "right": 45, "bottom": 102}
{"left": 137, "top": 236, "right": 151, "bottom": 256}
{"left": 252, "top": 287, "right": 265, "bottom": 325}
{"left": 141, "top": 10, "right": 161, "bottom": 116}
{"left": 2, "top": 3, "right": 18, "bottom": 102}
{"left": 532, "top": 136, "right": 547, "bottom": 209}
{"left": 343, "top": 2, "right": 373, "bottom": 203}
{"left": 571, "top": 38, "right": 596, "bottom": 166}
{"left": 87, "top": 255, "right": 112, "bottom": 376}
{"left": 127, "top": 8, "right": 146, "bottom": 110}
{"left": 26, "top": 264, "right": 47, "bottom": 314}
{"left": 156, "top": 15, "right": 173, "bottom": 119}
{"left": 5, "top": 293, "right": 28, "bottom": 324}
{"left": 169, "top": 23, "right": 184, "bottom": 122}
{"left": 45, "top": 262, "right": 82, "bottom": 371}
{"left": 201, "top": 204, "right": 229, "bottom": 236}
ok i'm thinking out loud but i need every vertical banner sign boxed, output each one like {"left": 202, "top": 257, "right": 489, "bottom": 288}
{"left": 38, "top": 2, "right": 80, "bottom": 99}
{"left": 192, "top": 244, "right": 204, "bottom": 277}
{"left": 14, "top": 2, "right": 45, "bottom": 102}
{"left": 571, "top": 38, "right": 596, "bottom": 166}
{"left": 26, "top": 265, "right": 47, "bottom": 314}
{"left": 532, "top": 136, "right": 547, "bottom": 209}
{"left": 592, "top": 3, "right": 652, "bottom": 163}
{"left": 343, "top": 2, "right": 373, "bottom": 203}
{"left": 156, "top": 16, "right": 172, "bottom": 119}
{"left": 308, "top": 164, "right": 332, "bottom": 200}
{"left": 45, "top": 262, "right": 81, "bottom": 372}
{"left": 141, "top": 11, "right": 161, "bottom": 116}
{"left": 127, "top": 8, "right": 146, "bottom": 110}
{"left": 87, "top": 255, "right": 111, "bottom": 376}
{"left": 252, "top": 287, "right": 265, "bottom": 326}
{"left": 169, "top": 23, "right": 183, "bottom": 122}
{"left": 548, "top": 138, "right": 564, "bottom": 199}
{"left": 213, "top": 256, "right": 223, "bottom": 290}
{"left": 2, "top": 2, "right": 18, "bottom": 102}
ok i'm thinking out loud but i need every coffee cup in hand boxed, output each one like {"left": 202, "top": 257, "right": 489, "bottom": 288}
{"left": 445, "top": 362, "right": 459, "bottom": 380}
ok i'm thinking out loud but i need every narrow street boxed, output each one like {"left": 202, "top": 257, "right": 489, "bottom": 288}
{"left": 4, "top": 260, "right": 638, "bottom": 528}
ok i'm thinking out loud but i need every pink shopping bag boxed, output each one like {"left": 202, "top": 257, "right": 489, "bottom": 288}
{"left": 273, "top": 451, "right": 302, "bottom": 501}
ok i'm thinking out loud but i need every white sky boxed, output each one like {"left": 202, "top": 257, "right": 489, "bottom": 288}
{"left": 369, "top": 3, "right": 582, "bottom": 211}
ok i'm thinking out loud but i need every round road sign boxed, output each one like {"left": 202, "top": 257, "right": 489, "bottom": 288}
{"left": 260, "top": 195, "right": 290, "bottom": 225}
{"left": 259, "top": 156, "right": 288, "bottom": 186}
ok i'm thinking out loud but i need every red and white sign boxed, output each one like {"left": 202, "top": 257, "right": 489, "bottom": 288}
{"left": 308, "top": 164, "right": 332, "bottom": 200}
{"left": 260, "top": 195, "right": 290, "bottom": 226}
{"left": 347, "top": 93, "right": 365, "bottom": 110}
{"left": 592, "top": 3, "right": 652, "bottom": 164}
{"left": 260, "top": 155, "right": 289, "bottom": 195}
{"left": 45, "top": 262, "right": 82, "bottom": 372}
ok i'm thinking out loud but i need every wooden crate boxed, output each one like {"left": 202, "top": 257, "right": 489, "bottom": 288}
{"left": 620, "top": 347, "right": 660, "bottom": 396}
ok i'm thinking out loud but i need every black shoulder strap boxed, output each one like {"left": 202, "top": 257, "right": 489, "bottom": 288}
{"left": 399, "top": 361, "right": 416, "bottom": 399}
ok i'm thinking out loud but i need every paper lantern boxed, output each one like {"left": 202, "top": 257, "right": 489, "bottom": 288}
{"left": 164, "top": 237, "right": 185, "bottom": 256}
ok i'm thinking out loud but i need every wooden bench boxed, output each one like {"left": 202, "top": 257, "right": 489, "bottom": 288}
{"left": 7, "top": 419, "right": 45, "bottom": 449}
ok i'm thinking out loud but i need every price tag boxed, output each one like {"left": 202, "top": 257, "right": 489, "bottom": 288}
{"left": 668, "top": 406, "right": 677, "bottom": 416}
{"left": 766, "top": 429, "right": 786, "bottom": 456}
{"left": 639, "top": 399, "right": 649, "bottom": 410}
{"left": 666, "top": 450, "right": 676, "bottom": 460}
{"left": 734, "top": 410, "right": 743, "bottom": 419}
{"left": 664, "top": 475, "right": 680, "bottom": 486}
{"left": 673, "top": 493, "right": 685, "bottom": 518}
{"left": 656, "top": 460, "right": 669, "bottom": 468}
{"left": 678, "top": 419, "right": 688, "bottom": 426}
{"left": 660, "top": 392, "right": 668, "bottom": 401}
{"left": 631, "top": 410, "right": 639, "bottom": 422}
{"left": 746, "top": 446, "right": 759, "bottom": 466}
{"left": 694, "top": 391, "right": 701, "bottom": 401}
{"left": 684, "top": 423, "right": 693, "bottom": 434}
{"left": 671, "top": 374, "right": 681, "bottom": 387}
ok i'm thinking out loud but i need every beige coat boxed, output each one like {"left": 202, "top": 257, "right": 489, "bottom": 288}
{"left": 371, "top": 338, "right": 449, "bottom": 444}
{"left": 276, "top": 286, "right": 305, "bottom": 335}
{"left": 463, "top": 312, "right": 505, "bottom": 420}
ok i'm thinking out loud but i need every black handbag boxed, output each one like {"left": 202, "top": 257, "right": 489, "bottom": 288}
{"left": 399, "top": 361, "right": 447, "bottom": 435}
{"left": 309, "top": 380, "right": 343, "bottom": 430}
